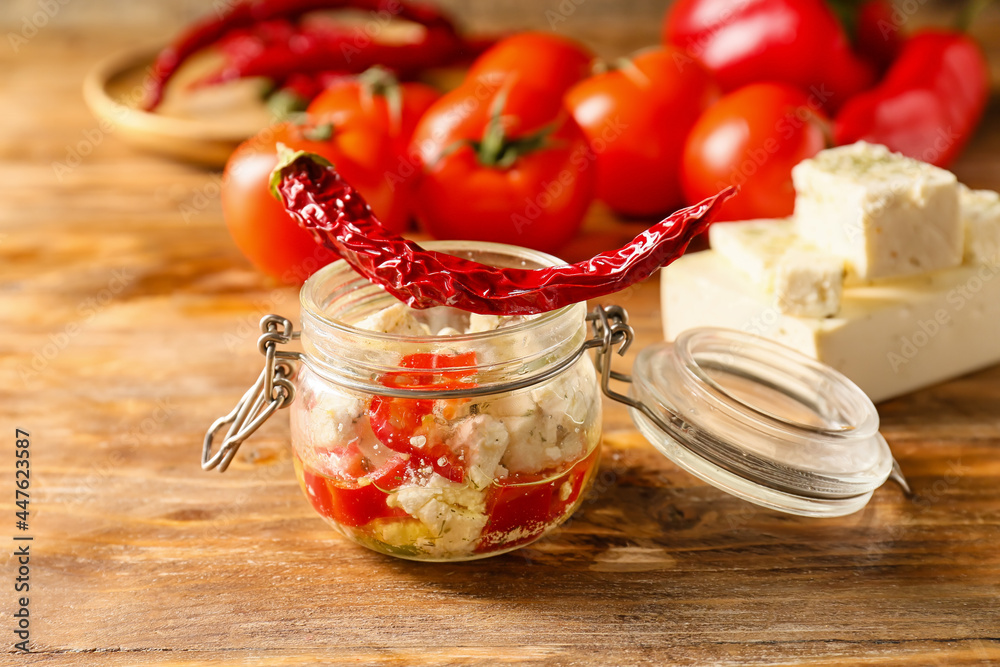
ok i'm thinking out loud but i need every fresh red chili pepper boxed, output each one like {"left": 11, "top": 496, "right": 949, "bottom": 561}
{"left": 833, "top": 30, "right": 989, "bottom": 168}
{"left": 269, "top": 150, "right": 734, "bottom": 315}
{"left": 143, "top": 0, "right": 467, "bottom": 110}
{"left": 664, "top": 0, "right": 876, "bottom": 112}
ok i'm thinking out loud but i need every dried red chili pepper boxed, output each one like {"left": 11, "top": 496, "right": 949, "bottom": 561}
{"left": 191, "top": 20, "right": 474, "bottom": 91}
{"left": 143, "top": 0, "right": 468, "bottom": 111}
{"left": 269, "top": 150, "right": 734, "bottom": 315}
{"left": 833, "top": 30, "right": 989, "bottom": 167}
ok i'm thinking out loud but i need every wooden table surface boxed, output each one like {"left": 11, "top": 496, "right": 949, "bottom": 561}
{"left": 3, "top": 21, "right": 1000, "bottom": 667}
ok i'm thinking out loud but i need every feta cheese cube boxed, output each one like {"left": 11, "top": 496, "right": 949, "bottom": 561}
{"left": 960, "top": 185, "right": 1000, "bottom": 266}
{"left": 774, "top": 249, "right": 844, "bottom": 318}
{"left": 447, "top": 414, "right": 509, "bottom": 489}
{"left": 296, "top": 383, "right": 366, "bottom": 449}
{"left": 353, "top": 302, "right": 430, "bottom": 336}
{"left": 388, "top": 474, "right": 488, "bottom": 555}
{"left": 709, "top": 219, "right": 846, "bottom": 316}
{"left": 466, "top": 313, "right": 502, "bottom": 333}
{"left": 708, "top": 219, "right": 800, "bottom": 289}
{"left": 792, "top": 142, "right": 961, "bottom": 280}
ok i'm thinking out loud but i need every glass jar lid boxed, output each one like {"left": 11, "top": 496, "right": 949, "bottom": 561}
{"left": 627, "top": 328, "right": 900, "bottom": 517}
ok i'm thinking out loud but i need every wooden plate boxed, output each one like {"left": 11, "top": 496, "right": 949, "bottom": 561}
{"left": 83, "top": 45, "right": 275, "bottom": 167}
{"left": 83, "top": 22, "right": 470, "bottom": 169}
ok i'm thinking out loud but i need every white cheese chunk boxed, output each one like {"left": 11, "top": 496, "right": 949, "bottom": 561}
{"left": 662, "top": 251, "right": 1000, "bottom": 403}
{"left": 387, "top": 474, "right": 488, "bottom": 555}
{"left": 446, "top": 414, "right": 509, "bottom": 489}
{"left": 353, "top": 302, "right": 430, "bottom": 336}
{"left": 466, "top": 313, "right": 502, "bottom": 333}
{"left": 774, "top": 249, "right": 844, "bottom": 318}
{"left": 792, "top": 142, "right": 961, "bottom": 280}
{"left": 292, "top": 373, "right": 366, "bottom": 452}
{"left": 709, "top": 219, "right": 845, "bottom": 316}
{"left": 708, "top": 219, "right": 800, "bottom": 289}
{"left": 960, "top": 185, "right": 1000, "bottom": 266}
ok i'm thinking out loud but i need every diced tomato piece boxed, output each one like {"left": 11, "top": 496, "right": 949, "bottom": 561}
{"left": 369, "top": 395, "right": 433, "bottom": 450}
{"left": 367, "top": 455, "right": 411, "bottom": 491}
{"left": 326, "top": 481, "right": 408, "bottom": 528}
{"left": 301, "top": 453, "right": 412, "bottom": 528}
{"left": 370, "top": 397, "right": 466, "bottom": 482}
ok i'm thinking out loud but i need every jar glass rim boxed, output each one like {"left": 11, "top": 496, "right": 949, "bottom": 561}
{"left": 299, "top": 240, "right": 577, "bottom": 341}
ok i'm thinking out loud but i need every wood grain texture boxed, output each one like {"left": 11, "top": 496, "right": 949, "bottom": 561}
{"left": 2, "top": 21, "right": 1000, "bottom": 667}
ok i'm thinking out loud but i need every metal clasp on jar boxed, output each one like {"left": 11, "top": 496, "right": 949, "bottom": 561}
{"left": 202, "top": 315, "right": 303, "bottom": 471}
{"left": 202, "top": 306, "right": 638, "bottom": 472}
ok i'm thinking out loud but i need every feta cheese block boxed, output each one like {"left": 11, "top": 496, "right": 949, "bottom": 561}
{"left": 792, "top": 142, "right": 961, "bottom": 280}
{"left": 960, "top": 185, "right": 1000, "bottom": 266}
{"left": 709, "top": 219, "right": 845, "bottom": 316}
{"left": 662, "top": 250, "right": 1000, "bottom": 403}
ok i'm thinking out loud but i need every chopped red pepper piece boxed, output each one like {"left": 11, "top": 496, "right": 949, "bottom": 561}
{"left": 368, "top": 352, "right": 476, "bottom": 484}
{"left": 477, "top": 445, "right": 599, "bottom": 552}
{"left": 270, "top": 150, "right": 734, "bottom": 315}
{"left": 300, "top": 452, "right": 411, "bottom": 527}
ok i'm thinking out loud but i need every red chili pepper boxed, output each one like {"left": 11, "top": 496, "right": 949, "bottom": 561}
{"left": 191, "top": 20, "right": 474, "bottom": 92}
{"left": 143, "top": 0, "right": 465, "bottom": 111}
{"left": 833, "top": 30, "right": 989, "bottom": 168}
{"left": 664, "top": 0, "right": 876, "bottom": 113}
{"left": 269, "top": 150, "right": 734, "bottom": 315}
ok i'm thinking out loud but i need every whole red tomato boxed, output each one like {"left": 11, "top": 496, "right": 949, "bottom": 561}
{"left": 307, "top": 69, "right": 440, "bottom": 227}
{"left": 410, "top": 80, "right": 595, "bottom": 253}
{"left": 681, "top": 82, "right": 829, "bottom": 221}
{"left": 464, "top": 31, "right": 593, "bottom": 96}
{"left": 566, "top": 47, "right": 718, "bottom": 218}
{"left": 222, "top": 120, "right": 397, "bottom": 284}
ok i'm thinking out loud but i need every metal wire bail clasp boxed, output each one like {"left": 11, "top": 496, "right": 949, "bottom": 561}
{"left": 202, "top": 315, "right": 301, "bottom": 472}
{"left": 587, "top": 305, "right": 688, "bottom": 440}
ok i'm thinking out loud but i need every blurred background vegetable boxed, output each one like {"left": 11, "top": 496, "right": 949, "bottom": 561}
{"left": 681, "top": 82, "right": 830, "bottom": 221}
{"left": 566, "top": 47, "right": 718, "bottom": 218}
{"left": 79, "top": 0, "right": 995, "bottom": 281}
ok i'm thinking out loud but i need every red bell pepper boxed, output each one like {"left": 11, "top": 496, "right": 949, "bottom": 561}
{"left": 664, "top": 0, "right": 876, "bottom": 112}
{"left": 851, "top": 0, "right": 903, "bottom": 73}
{"left": 833, "top": 30, "right": 989, "bottom": 167}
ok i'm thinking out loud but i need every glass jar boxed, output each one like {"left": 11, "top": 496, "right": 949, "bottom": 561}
{"left": 204, "top": 242, "right": 909, "bottom": 562}
{"left": 290, "top": 242, "right": 601, "bottom": 560}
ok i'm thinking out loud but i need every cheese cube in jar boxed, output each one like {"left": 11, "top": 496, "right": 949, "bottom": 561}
{"left": 792, "top": 142, "right": 961, "bottom": 280}
{"left": 290, "top": 243, "right": 602, "bottom": 561}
